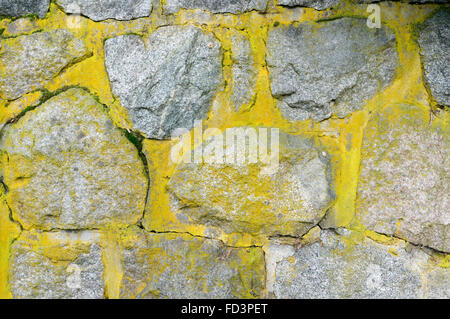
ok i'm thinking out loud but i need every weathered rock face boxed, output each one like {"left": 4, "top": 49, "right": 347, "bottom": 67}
{"left": 163, "top": 0, "right": 268, "bottom": 14}
{"left": 0, "top": 88, "right": 148, "bottom": 230}
{"left": 277, "top": 0, "right": 340, "bottom": 10}
{"left": 418, "top": 9, "right": 450, "bottom": 107}
{"left": 168, "top": 130, "right": 335, "bottom": 237}
{"left": 0, "top": 30, "right": 89, "bottom": 100}
{"left": 105, "top": 26, "right": 223, "bottom": 139}
{"left": 0, "top": 0, "right": 49, "bottom": 18}
{"left": 56, "top": 0, "right": 152, "bottom": 22}
{"left": 267, "top": 18, "right": 398, "bottom": 122}
{"left": 231, "top": 32, "right": 257, "bottom": 110}
{"left": 9, "top": 230, "right": 104, "bottom": 299}
{"left": 270, "top": 229, "right": 449, "bottom": 299}
{"left": 119, "top": 227, "right": 265, "bottom": 298}
{"left": 357, "top": 104, "right": 449, "bottom": 252}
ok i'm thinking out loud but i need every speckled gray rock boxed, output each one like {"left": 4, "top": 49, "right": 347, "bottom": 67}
{"left": 357, "top": 104, "right": 449, "bottom": 252}
{"left": 231, "top": 32, "right": 257, "bottom": 111}
{"left": 163, "top": 0, "right": 268, "bottom": 14}
{"left": 418, "top": 9, "right": 450, "bottom": 107}
{"left": 105, "top": 26, "right": 223, "bottom": 139}
{"left": 0, "top": 88, "right": 148, "bottom": 230}
{"left": 0, "top": 30, "right": 89, "bottom": 100}
{"left": 267, "top": 18, "right": 398, "bottom": 122}
{"left": 271, "top": 229, "right": 449, "bottom": 298}
{"left": 0, "top": 0, "right": 49, "bottom": 18}
{"left": 278, "top": 0, "right": 340, "bottom": 10}
{"left": 119, "top": 227, "right": 265, "bottom": 298}
{"left": 9, "top": 230, "right": 104, "bottom": 299}
{"left": 167, "top": 130, "right": 335, "bottom": 237}
{"left": 56, "top": 0, "right": 152, "bottom": 22}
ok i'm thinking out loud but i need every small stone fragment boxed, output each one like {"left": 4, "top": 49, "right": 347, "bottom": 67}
{"left": 0, "top": 0, "right": 49, "bottom": 18}
{"left": 278, "top": 0, "right": 340, "bottom": 10}
{"left": 163, "top": 0, "right": 268, "bottom": 14}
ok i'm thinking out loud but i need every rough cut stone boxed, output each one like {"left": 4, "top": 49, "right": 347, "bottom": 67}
{"left": 167, "top": 130, "right": 335, "bottom": 237}
{"left": 357, "top": 104, "right": 449, "bottom": 252}
{"left": 271, "top": 229, "right": 449, "bottom": 298}
{"left": 231, "top": 32, "right": 257, "bottom": 110}
{"left": 417, "top": 9, "right": 450, "bottom": 107}
{"left": 0, "top": 0, "right": 49, "bottom": 18}
{"left": 163, "top": 0, "right": 268, "bottom": 14}
{"left": 0, "top": 88, "right": 148, "bottom": 230}
{"left": 119, "top": 227, "right": 265, "bottom": 298}
{"left": 105, "top": 26, "right": 223, "bottom": 139}
{"left": 266, "top": 18, "right": 398, "bottom": 121}
{"left": 0, "top": 30, "right": 89, "bottom": 100}
{"left": 9, "top": 230, "right": 104, "bottom": 299}
{"left": 56, "top": 0, "right": 152, "bottom": 22}
{"left": 278, "top": 0, "right": 340, "bottom": 10}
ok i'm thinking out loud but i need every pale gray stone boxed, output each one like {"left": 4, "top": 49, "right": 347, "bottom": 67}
{"left": 418, "top": 9, "right": 450, "bottom": 107}
{"left": 278, "top": 0, "right": 340, "bottom": 10}
{"left": 105, "top": 26, "right": 223, "bottom": 139}
{"left": 9, "top": 231, "right": 104, "bottom": 299}
{"left": 167, "top": 130, "right": 335, "bottom": 237}
{"left": 272, "top": 229, "right": 448, "bottom": 298}
{"left": 0, "top": 88, "right": 148, "bottom": 230}
{"left": 0, "top": 0, "right": 49, "bottom": 18}
{"left": 119, "top": 227, "right": 265, "bottom": 298}
{"left": 0, "top": 30, "right": 90, "bottom": 100}
{"left": 267, "top": 18, "right": 398, "bottom": 121}
{"left": 163, "top": 0, "right": 268, "bottom": 14}
{"left": 357, "top": 104, "right": 449, "bottom": 252}
{"left": 56, "top": 0, "right": 152, "bottom": 22}
{"left": 231, "top": 32, "right": 257, "bottom": 110}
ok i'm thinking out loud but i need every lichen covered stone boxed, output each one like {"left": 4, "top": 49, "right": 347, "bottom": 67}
{"left": 267, "top": 18, "right": 398, "bottom": 121}
{"left": 168, "top": 130, "right": 335, "bottom": 237}
{"left": 271, "top": 229, "right": 449, "bottom": 298}
{"left": 119, "top": 227, "right": 265, "bottom": 298}
{"left": 417, "top": 9, "right": 450, "bottom": 107}
{"left": 56, "top": 0, "right": 152, "bottom": 22}
{"left": 9, "top": 230, "right": 104, "bottom": 299}
{"left": 0, "top": 88, "right": 148, "bottom": 230}
{"left": 0, "top": 0, "right": 49, "bottom": 18}
{"left": 163, "top": 0, "right": 268, "bottom": 14}
{"left": 105, "top": 26, "right": 223, "bottom": 139}
{"left": 0, "top": 30, "right": 89, "bottom": 100}
{"left": 357, "top": 104, "right": 449, "bottom": 252}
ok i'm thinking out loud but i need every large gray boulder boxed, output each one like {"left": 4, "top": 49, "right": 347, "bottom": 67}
{"left": 270, "top": 229, "right": 449, "bottom": 298}
{"left": 56, "top": 0, "right": 152, "bottom": 21}
{"left": 0, "top": 30, "right": 89, "bottom": 100}
{"left": 163, "top": 0, "right": 268, "bottom": 14}
{"left": 266, "top": 18, "right": 398, "bottom": 122}
{"left": 119, "top": 227, "right": 265, "bottom": 298}
{"left": 9, "top": 230, "right": 104, "bottom": 299}
{"left": 0, "top": 0, "right": 49, "bottom": 18}
{"left": 357, "top": 104, "right": 449, "bottom": 252}
{"left": 167, "top": 130, "right": 335, "bottom": 237}
{"left": 0, "top": 88, "right": 148, "bottom": 230}
{"left": 105, "top": 26, "right": 223, "bottom": 139}
{"left": 417, "top": 9, "right": 450, "bottom": 107}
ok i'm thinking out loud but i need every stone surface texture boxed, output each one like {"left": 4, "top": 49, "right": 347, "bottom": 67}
{"left": 270, "top": 229, "right": 449, "bottom": 298}
{"left": 56, "top": 0, "right": 152, "bottom": 21}
{"left": 168, "top": 130, "right": 335, "bottom": 237}
{"left": 417, "top": 9, "right": 450, "bottom": 107}
{"left": 105, "top": 26, "right": 223, "bottom": 139}
{"left": 0, "top": 88, "right": 148, "bottom": 230}
{"left": 278, "top": 0, "right": 340, "bottom": 10}
{"left": 119, "top": 227, "right": 265, "bottom": 298}
{"left": 267, "top": 18, "right": 398, "bottom": 121}
{"left": 0, "top": 30, "right": 89, "bottom": 100}
{"left": 357, "top": 104, "right": 449, "bottom": 252}
{"left": 163, "top": 0, "right": 268, "bottom": 14}
{"left": 0, "top": 0, "right": 49, "bottom": 18}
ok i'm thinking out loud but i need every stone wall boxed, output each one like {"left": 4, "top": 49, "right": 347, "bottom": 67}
{"left": 0, "top": 0, "right": 448, "bottom": 298}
